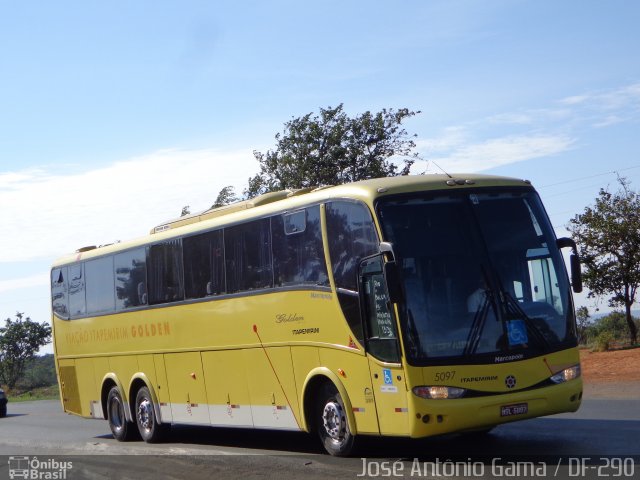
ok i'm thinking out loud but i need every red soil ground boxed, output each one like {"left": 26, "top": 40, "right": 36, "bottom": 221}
{"left": 579, "top": 347, "right": 640, "bottom": 398}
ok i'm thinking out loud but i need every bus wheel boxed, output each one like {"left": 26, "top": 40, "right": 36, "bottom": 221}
{"left": 316, "top": 383, "right": 355, "bottom": 456}
{"left": 135, "top": 386, "right": 167, "bottom": 443}
{"left": 107, "top": 386, "right": 136, "bottom": 441}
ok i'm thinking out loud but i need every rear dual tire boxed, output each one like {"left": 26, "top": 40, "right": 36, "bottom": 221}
{"left": 107, "top": 386, "right": 137, "bottom": 441}
{"left": 106, "top": 385, "right": 167, "bottom": 443}
{"left": 135, "top": 386, "right": 168, "bottom": 443}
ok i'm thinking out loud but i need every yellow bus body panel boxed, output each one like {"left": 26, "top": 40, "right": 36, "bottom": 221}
{"left": 52, "top": 175, "right": 582, "bottom": 442}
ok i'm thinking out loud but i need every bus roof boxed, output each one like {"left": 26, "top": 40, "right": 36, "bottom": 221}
{"left": 52, "top": 173, "right": 532, "bottom": 267}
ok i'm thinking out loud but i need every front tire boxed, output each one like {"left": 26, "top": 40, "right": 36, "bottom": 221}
{"left": 135, "top": 386, "right": 168, "bottom": 442}
{"left": 316, "top": 383, "right": 355, "bottom": 456}
{"left": 106, "top": 386, "right": 136, "bottom": 441}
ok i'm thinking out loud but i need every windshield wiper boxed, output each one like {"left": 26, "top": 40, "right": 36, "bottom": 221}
{"left": 463, "top": 291, "right": 492, "bottom": 356}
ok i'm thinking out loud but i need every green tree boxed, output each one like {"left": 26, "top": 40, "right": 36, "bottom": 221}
{"left": 19, "top": 354, "right": 57, "bottom": 390}
{"left": 594, "top": 311, "right": 629, "bottom": 342}
{"left": 211, "top": 185, "right": 239, "bottom": 209}
{"left": 0, "top": 313, "right": 52, "bottom": 389}
{"left": 568, "top": 177, "right": 640, "bottom": 345}
{"left": 575, "top": 306, "right": 591, "bottom": 345}
{"left": 247, "top": 104, "right": 420, "bottom": 197}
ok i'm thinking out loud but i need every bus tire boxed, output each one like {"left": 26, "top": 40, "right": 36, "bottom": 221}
{"left": 135, "top": 386, "right": 167, "bottom": 443}
{"left": 316, "top": 382, "right": 355, "bottom": 456}
{"left": 107, "top": 386, "right": 136, "bottom": 441}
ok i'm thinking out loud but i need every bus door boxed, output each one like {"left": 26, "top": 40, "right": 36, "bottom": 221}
{"left": 359, "top": 255, "right": 409, "bottom": 435}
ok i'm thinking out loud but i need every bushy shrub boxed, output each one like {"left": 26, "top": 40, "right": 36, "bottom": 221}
{"left": 594, "top": 331, "right": 614, "bottom": 352}
{"left": 585, "top": 311, "right": 638, "bottom": 349}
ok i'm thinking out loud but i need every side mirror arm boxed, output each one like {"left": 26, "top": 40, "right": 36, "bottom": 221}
{"left": 556, "top": 237, "right": 583, "bottom": 293}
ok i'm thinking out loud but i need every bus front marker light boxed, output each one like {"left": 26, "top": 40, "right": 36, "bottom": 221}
{"left": 550, "top": 365, "right": 581, "bottom": 384}
{"left": 412, "top": 386, "right": 466, "bottom": 399}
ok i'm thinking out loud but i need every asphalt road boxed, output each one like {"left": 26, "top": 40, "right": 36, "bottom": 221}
{"left": 0, "top": 397, "right": 638, "bottom": 479}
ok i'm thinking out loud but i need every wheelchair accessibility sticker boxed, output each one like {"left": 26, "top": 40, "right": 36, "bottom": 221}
{"left": 507, "top": 319, "right": 528, "bottom": 346}
{"left": 381, "top": 368, "right": 398, "bottom": 393}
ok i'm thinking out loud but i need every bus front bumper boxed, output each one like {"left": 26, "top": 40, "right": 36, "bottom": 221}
{"left": 407, "top": 379, "right": 582, "bottom": 438}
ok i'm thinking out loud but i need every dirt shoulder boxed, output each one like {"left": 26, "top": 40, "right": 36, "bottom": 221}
{"left": 580, "top": 347, "right": 640, "bottom": 399}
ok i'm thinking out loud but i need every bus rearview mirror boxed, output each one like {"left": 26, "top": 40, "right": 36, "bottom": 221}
{"left": 384, "top": 261, "right": 403, "bottom": 304}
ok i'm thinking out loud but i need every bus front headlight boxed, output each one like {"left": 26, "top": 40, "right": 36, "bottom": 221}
{"left": 550, "top": 364, "right": 581, "bottom": 384}
{"left": 412, "top": 386, "right": 466, "bottom": 399}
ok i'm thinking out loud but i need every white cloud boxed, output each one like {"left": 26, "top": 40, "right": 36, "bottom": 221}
{"left": 0, "top": 148, "right": 259, "bottom": 263}
{"left": 559, "top": 94, "right": 590, "bottom": 106}
{"left": 422, "top": 134, "right": 575, "bottom": 172}
{"left": 415, "top": 126, "right": 468, "bottom": 153}
{"left": 414, "top": 83, "right": 640, "bottom": 174}
{"left": 559, "top": 83, "right": 640, "bottom": 111}
{"left": 486, "top": 113, "right": 533, "bottom": 125}
{"left": 593, "top": 115, "right": 624, "bottom": 128}
{"left": 0, "top": 274, "right": 49, "bottom": 294}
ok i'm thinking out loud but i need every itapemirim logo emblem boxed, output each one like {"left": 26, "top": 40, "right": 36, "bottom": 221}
{"left": 8, "top": 456, "right": 73, "bottom": 479}
{"left": 505, "top": 375, "right": 517, "bottom": 389}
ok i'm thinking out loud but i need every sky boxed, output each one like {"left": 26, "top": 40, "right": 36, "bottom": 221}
{"left": 1, "top": 1, "right": 639, "bottom": 354}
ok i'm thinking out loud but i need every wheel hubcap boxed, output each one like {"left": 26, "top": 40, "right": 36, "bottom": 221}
{"left": 322, "top": 401, "right": 346, "bottom": 441}
{"left": 137, "top": 398, "right": 153, "bottom": 432}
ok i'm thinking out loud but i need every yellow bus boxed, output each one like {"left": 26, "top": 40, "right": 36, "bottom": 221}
{"left": 51, "top": 174, "right": 583, "bottom": 456}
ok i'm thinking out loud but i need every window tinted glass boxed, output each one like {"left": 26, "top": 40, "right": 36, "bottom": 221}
{"left": 51, "top": 267, "right": 69, "bottom": 319}
{"left": 378, "top": 190, "right": 575, "bottom": 365}
{"left": 272, "top": 206, "right": 329, "bottom": 287}
{"left": 225, "top": 218, "right": 272, "bottom": 293}
{"left": 184, "top": 230, "right": 225, "bottom": 298}
{"left": 85, "top": 256, "right": 115, "bottom": 314}
{"left": 326, "top": 201, "right": 378, "bottom": 291}
{"left": 115, "top": 248, "right": 147, "bottom": 310}
{"left": 284, "top": 210, "right": 306, "bottom": 235}
{"left": 148, "top": 240, "right": 184, "bottom": 305}
{"left": 326, "top": 201, "right": 379, "bottom": 344}
{"left": 361, "top": 256, "right": 400, "bottom": 362}
{"left": 68, "top": 263, "right": 86, "bottom": 318}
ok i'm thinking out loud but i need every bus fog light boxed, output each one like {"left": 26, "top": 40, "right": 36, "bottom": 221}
{"left": 550, "top": 364, "right": 581, "bottom": 384}
{"left": 412, "top": 386, "right": 466, "bottom": 399}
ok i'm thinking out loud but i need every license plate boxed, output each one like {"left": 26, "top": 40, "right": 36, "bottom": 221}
{"left": 500, "top": 403, "right": 528, "bottom": 417}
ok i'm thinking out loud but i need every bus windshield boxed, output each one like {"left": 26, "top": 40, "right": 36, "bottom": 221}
{"left": 377, "top": 188, "right": 576, "bottom": 365}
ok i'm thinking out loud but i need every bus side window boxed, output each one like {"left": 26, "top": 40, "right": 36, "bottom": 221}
{"left": 115, "top": 248, "right": 147, "bottom": 310}
{"left": 51, "top": 267, "right": 69, "bottom": 319}
{"left": 360, "top": 255, "right": 400, "bottom": 363}
{"left": 68, "top": 263, "right": 86, "bottom": 318}
{"left": 225, "top": 218, "right": 273, "bottom": 293}
{"left": 183, "top": 230, "right": 225, "bottom": 299}
{"left": 326, "top": 201, "right": 379, "bottom": 345}
{"left": 148, "top": 240, "right": 185, "bottom": 305}
{"left": 272, "top": 205, "right": 329, "bottom": 287}
{"left": 85, "top": 256, "right": 116, "bottom": 315}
